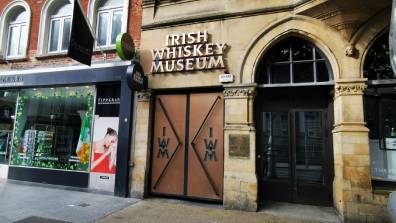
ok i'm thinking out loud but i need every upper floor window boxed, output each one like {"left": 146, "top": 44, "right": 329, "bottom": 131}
{"left": 96, "top": 0, "right": 123, "bottom": 47}
{"left": 0, "top": 1, "right": 31, "bottom": 59}
{"left": 48, "top": 3, "right": 72, "bottom": 53}
{"left": 256, "top": 37, "right": 332, "bottom": 86}
{"left": 6, "top": 8, "right": 28, "bottom": 58}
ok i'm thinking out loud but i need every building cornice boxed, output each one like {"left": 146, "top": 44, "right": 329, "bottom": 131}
{"left": 142, "top": 0, "right": 311, "bottom": 30}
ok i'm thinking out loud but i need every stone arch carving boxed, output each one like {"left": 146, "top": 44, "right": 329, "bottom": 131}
{"left": 239, "top": 15, "right": 344, "bottom": 84}
{"left": 0, "top": 0, "right": 31, "bottom": 57}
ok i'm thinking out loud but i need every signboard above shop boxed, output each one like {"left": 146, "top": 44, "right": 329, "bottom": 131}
{"left": 150, "top": 31, "right": 228, "bottom": 74}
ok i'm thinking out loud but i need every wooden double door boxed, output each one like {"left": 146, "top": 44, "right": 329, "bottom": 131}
{"left": 256, "top": 87, "right": 333, "bottom": 206}
{"left": 150, "top": 92, "right": 224, "bottom": 201}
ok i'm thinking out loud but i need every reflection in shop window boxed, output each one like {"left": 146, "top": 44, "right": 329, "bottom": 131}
{"left": 364, "top": 31, "right": 396, "bottom": 182}
{"left": 10, "top": 86, "right": 95, "bottom": 171}
{"left": 0, "top": 91, "right": 18, "bottom": 164}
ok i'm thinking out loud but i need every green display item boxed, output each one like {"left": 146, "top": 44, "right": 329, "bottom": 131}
{"left": 10, "top": 86, "right": 95, "bottom": 172}
{"left": 116, "top": 33, "right": 135, "bottom": 60}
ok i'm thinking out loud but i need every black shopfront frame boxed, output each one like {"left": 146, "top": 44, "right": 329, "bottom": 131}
{"left": 2, "top": 64, "right": 133, "bottom": 193}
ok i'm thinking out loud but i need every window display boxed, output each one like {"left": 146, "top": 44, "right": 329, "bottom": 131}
{"left": 363, "top": 31, "right": 396, "bottom": 182}
{"left": 365, "top": 89, "right": 396, "bottom": 181}
{"left": 0, "top": 90, "right": 18, "bottom": 164}
{"left": 10, "top": 86, "right": 95, "bottom": 171}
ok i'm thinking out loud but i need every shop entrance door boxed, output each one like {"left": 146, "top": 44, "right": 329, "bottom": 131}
{"left": 257, "top": 87, "right": 333, "bottom": 206}
{"left": 150, "top": 92, "right": 224, "bottom": 201}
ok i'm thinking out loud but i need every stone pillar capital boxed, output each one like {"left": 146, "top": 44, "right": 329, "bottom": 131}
{"left": 223, "top": 84, "right": 257, "bottom": 99}
{"left": 136, "top": 90, "right": 153, "bottom": 102}
{"left": 335, "top": 79, "right": 367, "bottom": 97}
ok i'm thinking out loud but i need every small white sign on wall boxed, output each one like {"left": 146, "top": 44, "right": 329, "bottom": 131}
{"left": 386, "top": 138, "right": 396, "bottom": 150}
{"left": 219, "top": 73, "right": 234, "bottom": 83}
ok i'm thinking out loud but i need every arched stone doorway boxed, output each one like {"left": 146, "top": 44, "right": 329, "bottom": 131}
{"left": 255, "top": 36, "right": 335, "bottom": 206}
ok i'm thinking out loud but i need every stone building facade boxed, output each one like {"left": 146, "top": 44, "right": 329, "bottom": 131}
{"left": 130, "top": 0, "right": 394, "bottom": 222}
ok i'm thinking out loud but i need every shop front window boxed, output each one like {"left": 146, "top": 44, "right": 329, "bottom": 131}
{"left": 10, "top": 86, "right": 95, "bottom": 171}
{"left": 0, "top": 91, "right": 18, "bottom": 164}
{"left": 364, "top": 32, "right": 396, "bottom": 183}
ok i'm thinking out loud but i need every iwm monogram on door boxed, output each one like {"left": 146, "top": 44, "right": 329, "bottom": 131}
{"left": 150, "top": 93, "right": 224, "bottom": 201}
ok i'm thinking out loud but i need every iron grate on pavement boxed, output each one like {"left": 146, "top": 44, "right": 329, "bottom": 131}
{"left": 14, "top": 216, "right": 72, "bottom": 223}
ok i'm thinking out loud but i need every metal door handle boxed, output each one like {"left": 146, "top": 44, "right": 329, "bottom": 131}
{"left": 257, "top": 154, "right": 261, "bottom": 159}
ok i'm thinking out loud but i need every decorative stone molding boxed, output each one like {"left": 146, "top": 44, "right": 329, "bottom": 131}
{"left": 335, "top": 81, "right": 367, "bottom": 97}
{"left": 137, "top": 90, "right": 152, "bottom": 102}
{"left": 223, "top": 84, "right": 257, "bottom": 99}
{"left": 143, "top": 0, "right": 197, "bottom": 7}
{"left": 315, "top": 9, "right": 342, "bottom": 21}
{"left": 345, "top": 45, "right": 357, "bottom": 57}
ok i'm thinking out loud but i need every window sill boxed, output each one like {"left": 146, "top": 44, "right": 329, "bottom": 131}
{"left": 373, "top": 188, "right": 393, "bottom": 196}
{"left": 0, "top": 56, "right": 28, "bottom": 63}
{"left": 93, "top": 46, "right": 116, "bottom": 53}
{"left": 35, "top": 52, "right": 68, "bottom": 60}
{"left": 372, "top": 179, "right": 396, "bottom": 196}
{"left": 35, "top": 48, "right": 117, "bottom": 59}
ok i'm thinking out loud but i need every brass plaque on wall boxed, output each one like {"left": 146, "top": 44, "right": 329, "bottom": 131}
{"left": 229, "top": 134, "right": 250, "bottom": 158}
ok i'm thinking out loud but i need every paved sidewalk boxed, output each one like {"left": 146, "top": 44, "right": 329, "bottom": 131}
{"left": 96, "top": 198, "right": 342, "bottom": 223}
{"left": 0, "top": 180, "right": 138, "bottom": 223}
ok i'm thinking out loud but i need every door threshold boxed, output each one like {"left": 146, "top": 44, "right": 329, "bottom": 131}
{"left": 259, "top": 201, "right": 342, "bottom": 223}
{"left": 146, "top": 197, "right": 223, "bottom": 209}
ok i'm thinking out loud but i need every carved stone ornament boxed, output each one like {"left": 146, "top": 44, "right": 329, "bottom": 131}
{"left": 345, "top": 45, "right": 356, "bottom": 57}
{"left": 223, "top": 88, "right": 256, "bottom": 98}
{"left": 335, "top": 83, "right": 367, "bottom": 96}
{"left": 137, "top": 90, "right": 152, "bottom": 102}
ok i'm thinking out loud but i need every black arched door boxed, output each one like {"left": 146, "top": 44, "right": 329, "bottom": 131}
{"left": 255, "top": 37, "right": 334, "bottom": 206}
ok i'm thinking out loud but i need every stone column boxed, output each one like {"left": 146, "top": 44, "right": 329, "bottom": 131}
{"left": 223, "top": 84, "right": 257, "bottom": 211}
{"left": 333, "top": 79, "right": 380, "bottom": 222}
{"left": 130, "top": 90, "right": 153, "bottom": 199}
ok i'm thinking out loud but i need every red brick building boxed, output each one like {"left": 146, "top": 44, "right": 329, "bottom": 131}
{"left": 0, "top": 0, "right": 141, "bottom": 69}
{"left": 0, "top": 0, "right": 142, "bottom": 194}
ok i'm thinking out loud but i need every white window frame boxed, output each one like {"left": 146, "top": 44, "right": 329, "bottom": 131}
{"left": 48, "top": 14, "right": 72, "bottom": 53}
{"left": 0, "top": 0, "right": 31, "bottom": 60}
{"left": 6, "top": 19, "right": 27, "bottom": 58}
{"left": 96, "top": 5, "right": 123, "bottom": 48}
{"left": 87, "top": 0, "right": 129, "bottom": 51}
{"left": 36, "top": 0, "right": 72, "bottom": 56}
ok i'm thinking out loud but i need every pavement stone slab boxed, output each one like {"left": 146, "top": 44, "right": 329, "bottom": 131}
{"left": 0, "top": 180, "right": 139, "bottom": 223}
{"left": 95, "top": 198, "right": 342, "bottom": 223}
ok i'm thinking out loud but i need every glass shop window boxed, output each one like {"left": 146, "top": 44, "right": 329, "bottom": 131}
{"left": 0, "top": 90, "right": 18, "bottom": 164}
{"left": 363, "top": 32, "right": 396, "bottom": 183}
{"left": 9, "top": 86, "right": 95, "bottom": 171}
